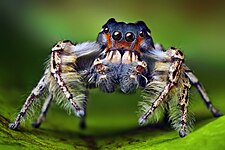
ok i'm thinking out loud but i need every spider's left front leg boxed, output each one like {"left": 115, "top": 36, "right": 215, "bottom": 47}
{"left": 139, "top": 48, "right": 184, "bottom": 125}
{"left": 50, "top": 40, "right": 87, "bottom": 118}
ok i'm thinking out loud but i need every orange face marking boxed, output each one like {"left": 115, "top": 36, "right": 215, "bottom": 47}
{"left": 104, "top": 35, "right": 142, "bottom": 53}
{"left": 104, "top": 33, "right": 112, "bottom": 52}
{"left": 133, "top": 36, "right": 143, "bottom": 53}
{"left": 114, "top": 41, "right": 132, "bottom": 49}
{"left": 103, "top": 30, "right": 144, "bottom": 54}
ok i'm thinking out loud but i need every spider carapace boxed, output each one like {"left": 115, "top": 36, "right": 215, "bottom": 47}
{"left": 9, "top": 18, "right": 222, "bottom": 138}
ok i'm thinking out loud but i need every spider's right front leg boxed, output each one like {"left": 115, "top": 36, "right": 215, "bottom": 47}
{"left": 139, "top": 48, "right": 184, "bottom": 125}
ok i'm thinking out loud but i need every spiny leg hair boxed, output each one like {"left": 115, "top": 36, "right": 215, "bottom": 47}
{"left": 139, "top": 47, "right": 184, "bottom": 125}
{"left": 154, "top": 44, "right": 222, "bottom": 117}
{"left": 8, "top": 74, "right": 48, "bottom": 130}
{"left": 9, "top": 40, "right": 89, "bottom": 130}
{"left": 32, "top": 93, "right": 53, "bottom": 128}
{"left": 50, "top": 41, "right": 84, "bottom": 117}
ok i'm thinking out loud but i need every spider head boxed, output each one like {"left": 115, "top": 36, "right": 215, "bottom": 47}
{"left": 97, "top": 18, "right": 155, "bottom": 53}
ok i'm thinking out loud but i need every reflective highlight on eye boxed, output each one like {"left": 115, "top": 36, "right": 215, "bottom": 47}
{"left": 139, "top": 31, "right": 144, "bottom": 37}
{"left": 125, "top": 32, "right": 135, "bottom": 42}
{"left": 112, "top": 31, "right": 122, "bottom": 41}
{"left": 103, "top": 27, "right": 109, "bottom": 33}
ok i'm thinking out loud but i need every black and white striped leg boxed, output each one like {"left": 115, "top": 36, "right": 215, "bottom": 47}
{"left": 178, "top": 77, "right": 190, "bottom": 137}
{"left": 139, "top": 82, "right": 175, "bottom": 125}
{"left": 139, "top": 48, "right": 184, "bottom": 125}
{"left": 32, "top": 93, "right": 53, "bottom": 128}
{"left": 9, "top": 76, "right": 47, "bottom": 130}
{"left": 184, "top": 68, "right": 222, "bottom": 117}
{"left": 51, "top": 41, "right": 84, "bottom": 117}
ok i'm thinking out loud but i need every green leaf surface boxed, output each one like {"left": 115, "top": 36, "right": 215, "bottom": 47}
{"left": 0, "top": 89, "right": 224, "bottom": 150}
{"left": 1, "top": 110, "right": 225, "bottom": 149}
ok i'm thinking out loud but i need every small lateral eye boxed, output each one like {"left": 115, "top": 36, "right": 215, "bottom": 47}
{"left": 125, "top": 32, "right": 135, "bottom": 42}
{"left": 103, "top": 27, "right": 109, "bottom": 33}
{"left": 112, "top": 31, "right": 122, "bottom": 41}
{"left": 139, "top": 31, "right": 144, "bottom": 37}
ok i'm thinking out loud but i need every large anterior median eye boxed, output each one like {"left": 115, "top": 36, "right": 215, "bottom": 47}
{"left": 125, "top": 32, "right": 135, "bottom": 42}
{"left": 112, "top": 31, "right": 122, "bottom": 41}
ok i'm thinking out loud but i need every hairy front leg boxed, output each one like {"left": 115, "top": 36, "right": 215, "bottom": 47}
{"left": 139, "top": 48, "right": 184, "bottom": 125}
{"left": 51, "top": 41, "right": 85, "bottom": 117}
{"left": 9, "top": 74, "right": 48, "bottom": 130}
{"left": 9, "top": 40, "right": 100, "bottom": 130}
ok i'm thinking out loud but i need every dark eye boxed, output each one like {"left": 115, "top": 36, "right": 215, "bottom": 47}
{"left": 103, "top": 27, "right": 109, "bottom": 33}
{"left": 112, "top": 31, "right": 122, "bottom": 41}
{"left": 125, "top": 32, "right": 135, "bottom": 42}
{"left": 139, "top": 31, "right": 144, "bottom": 37}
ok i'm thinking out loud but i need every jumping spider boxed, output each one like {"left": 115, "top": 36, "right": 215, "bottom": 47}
{"left": 9, "top": 18, "right": 222, "bottom": 137}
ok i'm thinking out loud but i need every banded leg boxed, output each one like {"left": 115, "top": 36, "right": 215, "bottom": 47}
{"left": 9, "top": 75, "right": 47, "bottom": 130}
{"left": 178, "top": 76, "right": 191, "bottom": 137}
{"left": 139, "top": 82, "right": 175, "bottom": 125}
{"left": 32, "top": 93, "right": 53, "bottom": 128}
{"left": 184, "top": 66, "right": 222, "bottom": 117}
{"left": 51, "top": 41, "right": 84, "bottom": 117}
{"left": 139, "top": 48, "right": 184, "bottom": 125}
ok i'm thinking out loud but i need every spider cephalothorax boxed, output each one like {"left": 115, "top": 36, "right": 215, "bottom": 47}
{"left": 97, "top": 18, "right": 155, "bottom": 52}
{"left": 89, "top": 18, "right": 156, "bottom": 93}
{"left": 9, "top": 18, "right": 222, "bottom": 138}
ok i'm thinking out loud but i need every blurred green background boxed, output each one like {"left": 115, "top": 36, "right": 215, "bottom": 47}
{"left": 0, "top": 0, "right": 225, "bottom": 149}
